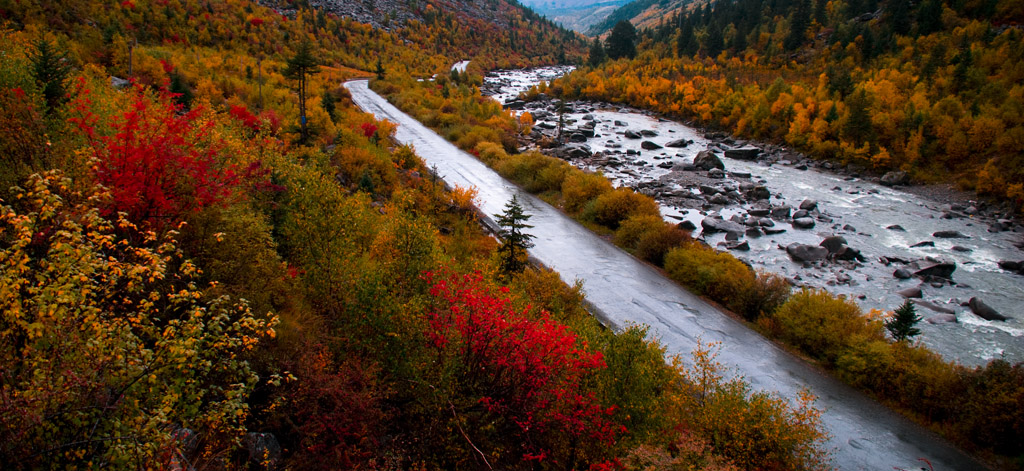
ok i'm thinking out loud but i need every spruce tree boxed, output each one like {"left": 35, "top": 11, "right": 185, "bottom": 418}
{"left": 29, "top": 38, "right": 71, "bottom": 115}
{"left": 588, "top": 38, "right": 606, "bottom": 67}
{"left": 284, "top": 41, "right": 318, "bottom": 143}
{"left": 886, "top": 300, "right": 922, "bottom": 341}
{"left": 606, "top": 20, "right": 638, "bottom": 60}
{"left": 496, "top": 195, "right": 535, "bottom": 276}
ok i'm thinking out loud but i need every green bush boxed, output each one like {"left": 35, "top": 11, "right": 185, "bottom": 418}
{"left": 494, "top": 151, "right": 571, "bottom": 194}
{"left": 732, "top": 271, "right": 792, "bottom": 321}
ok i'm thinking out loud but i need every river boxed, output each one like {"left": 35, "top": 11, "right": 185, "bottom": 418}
{"left": 484, "top": 67, "right": 1024, "bottom": 368}
{"left": 345, "top": 79, "right": 981, "bottom": 470}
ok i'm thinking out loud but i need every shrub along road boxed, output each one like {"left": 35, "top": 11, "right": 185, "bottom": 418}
{"left": 345, "top": 79, "right": 982, "bottom": 471}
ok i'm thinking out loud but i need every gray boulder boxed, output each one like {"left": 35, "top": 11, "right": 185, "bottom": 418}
{"left": 708, "top": 168, "right": 726, "bottom": 178}
{"left": 894, "top": 268, "right": 913, "bottom": 279}
{"left": 641, "top": 140, "right": 663, "bottom": 150}
{"left": 792, "top": 217, "right": 816, "bottom": 229}
{"left": 746, "top": 186, "right": 771, "bottom": 201}
{"left": 910, "top": 259, "right": 956, "bottom": 279}
{"left": 677, "top": 220, "right": 698, "bottom": 231}
{"left": 926, "top": 314, "right": 958, "bottom": 324}
{"left": 701, "top": 217, "right": 746, "bottom": 234}
{"left": 665, "top": 139, "right": 691, "bottom": 148}
{"left": 886, "top": 224, "right": 906, "bottom": 231}
{"left": 820, "top": 235, "right": 848, "bottom": 254}
{"left": 968, "top": 297, "right": 1010, "bottom": 321}
{"left": 770, "top": 205, "right": 792, "bottom": 219}
{"left": 933, "top": 230, "right": 968, "bottom": 239}
{"left": 897, "top": 286, "right": 923, "bottom": 298}
{"left": 624, "top": 130, "right": 642, "bottom": 139}
{"left": 724, "top": 147, "right": 760, "bottom": 160}
{"left": 693, "top": 150, "right": 725, "bottom": 170}
{"left": 786, "top": 243, "right": 829, "bottom": 262}
{"left": 880, "top": 170, "right": 909, "bottom": 187}
{"left": 799, "top": 199, "right": 818, "bottom": 211}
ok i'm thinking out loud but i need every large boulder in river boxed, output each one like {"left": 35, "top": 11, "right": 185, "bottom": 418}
{"left": 968, "top": 297, "right": 1010, "bottom": 321}
{"left": 724, "top": 147, "right": 760, "bottom": 160}
{"left": 701, "top": 217, "right": 747, "bottom": 234}
{"left": 799, "top": 199, "right": 818, "bottom": 211}
{"left": 641, "top": 140, "right": 663, "bottom": 150}
{"left": 786, "top": 243, "right": 829, "bottom": 262}
{"left": 792, "top": 217, "right": 816, "bottom": 229}
{"left": 880, "top": 170, "right": 909, "bottom": 187}
{"left": 665, "top": 139, "right": 691, "bottom": 148}
{"left": 910, "top": 259, "right": 956, "bottom": 279}
{"left": 820, "top": 235, "right": 848, "bottom": 254}
{"left": 693, "top": 151, "right": 725, "bottom": 171}
{"left": 933, "top": 230, "right": 968, "bottom": 239}
{"left": 624, "top": 130, "right": 642, "bottom": 139}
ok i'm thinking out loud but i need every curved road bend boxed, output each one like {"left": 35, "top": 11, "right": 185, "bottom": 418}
{"left": 344, "top": 79, "right": 982, "bottom": 471}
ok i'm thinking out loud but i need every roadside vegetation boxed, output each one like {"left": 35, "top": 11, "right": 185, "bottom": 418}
{"left": 374, "top": 65, "right": 1024, "bottom": 469}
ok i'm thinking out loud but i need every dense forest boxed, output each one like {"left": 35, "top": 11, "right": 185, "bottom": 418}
{"left": 0, "top": 0, "right": 840, "bottom": 469}
{"left": 560, "top": 0, "right": 1024, "bottom": 209}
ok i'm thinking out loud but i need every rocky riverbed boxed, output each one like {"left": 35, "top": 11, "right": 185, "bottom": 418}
{"left": 484, "top": 67, "right": 1024, "bottom": 367}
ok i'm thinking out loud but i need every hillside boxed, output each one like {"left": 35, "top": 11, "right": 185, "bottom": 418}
{"left": 566, "top": 0, "right": 1024, "bottom": 209}
{"left": 0, "top": 0, "right": 844, "bottom": 469}
{"left": 520, "top": 0, "right": 633, "bottom": 32}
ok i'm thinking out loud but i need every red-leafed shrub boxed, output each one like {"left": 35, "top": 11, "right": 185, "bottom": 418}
{"left": 70, "top": 79, "right": 238, "bottom": 228}
{"left": 359, "top": 122, "right": 378, "bottom": 139}
{"left": 422, "top": 271, "right": 624, "bottom": 467}
{"left": 281, "top": 342, "right": 385, "bottom": 470}
{"left": 229, "top": 104, "right": 261, "bottom": 131}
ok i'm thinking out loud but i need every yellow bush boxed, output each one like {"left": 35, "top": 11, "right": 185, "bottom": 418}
{"left": 664, "top": 241, "right": 755, "bottom": 306}
{"left": 475, "top": 140, "right": 509, "bottom": 164}
{"left": 615, "top": 214, "right": 689, "bottom": 266}
{"left": 585, "top": 187, "right": 661, "bottom": 229}
{"left": 767, "top": 289, "right": 886, "bottom": 366}
{"left": 561, "top": 171, "right": 613, "bottom": 213}
{"left": 494, "top": 151, "right": 570, "bottom": 194}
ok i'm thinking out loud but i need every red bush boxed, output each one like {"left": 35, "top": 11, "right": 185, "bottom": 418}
{"left": 70, "top": 79, "right": 237, "bottom": 228}
{"left": 424, "top": 271, "right": 624, "bottom": 463}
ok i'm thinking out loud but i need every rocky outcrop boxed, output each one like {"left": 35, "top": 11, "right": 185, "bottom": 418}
{"left": 880, "top": 170, "right": 909, "bottom": 186}
{"left": 910, "top": 259, "right": 957, "bottom": 279}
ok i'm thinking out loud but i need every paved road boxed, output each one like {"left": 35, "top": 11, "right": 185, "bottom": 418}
{"left": 345, "top": 79, "right": 982, "bottom": 471}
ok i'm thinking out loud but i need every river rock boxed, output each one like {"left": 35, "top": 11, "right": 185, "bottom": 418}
{"left": 951, "top": 245, "right": 972, "bottom": 252}
{"left": 910, "top": 241, "right": 935, "bottom": 248}
{"left": 897, "top": 286, "right": 923, "bottom": 298}
{"left": 927, "top": 314, "right": 958, "bottom": 324}
{"left": 701, "top": 217, "right": 747, "bottom": 234}
{"left": 820, "top": 235, "right": 848, "bottom": 253}
{"left": 886, "top": 224, "right": 906, "bottom": 231}
{"left": 793, "top": 209, "right": 810, "bottom": 219}
{"left": 894, "top": 268, "right": 913, "bottom": 279}
{"left": 835, "top": 246, "right": 863, "bottom": 261}
{"left": 708, "top": 168, "right": 725, "bottom": 178}
{"left": 569, "top": 133, "right": 588, "bottom": 143}
{"left": 614, "top": 120, "right": 628, "bottom": 126}
{"left": 793, "top": 217, "right": 816, "bottom": 229}
{"left": 640, "top": 129, "right": 658, "bottom": 137}
{"left": 624, "top": 130, "right": 642, "bottom": 139}
{"left": 786, "top": 243, "right": 829, "bottom": 262}
{"left": 968, "top": 297, "right": 1010, "bottom": 321}
{"left": 710, "top": 194, "right": 730, "bottom": 205}
{"left": 910, "top": 259, "right": 956, "bottom": 279}
{"left": 799, "top": 199, "right": 818, "bottom": 211}
{"left": 998, "top": 260, "right": 1024, "bottom": 274}
{"left": 746, "top": 186, "right": 771, "bottom": 201}
{"left": 677, "top": 220, "right": 698, "bottom": 231}
{"left": 748, "top": 206, "right": 771, "bottom": 217}
{"left": 880, "top": 170, "right": 909, "bottom": 186}
{"left": 693, "top": 150, "right": 725, "bottom": 170}
{"left": 723, "top": 240, "right": 750, "bottom": 251}
{"left": 933, "top": 230, "right": 968, "bottom": 239}
{"left": 916, "top": 300, "right": 956, "bottom": 314}
{"left": 724, "top": 147, "right": 760, "bottom": 160}
{"left": 770, "top": 205, "right": 792, "bottom": 219}
{"left": 641, "top": 140, "right": 663, "bottom": 150}
{"left": 764, "top": 227, "right": 787, "bottom": 235}
{"left": 665, "top": 139, "right": 691, "bottom": 148}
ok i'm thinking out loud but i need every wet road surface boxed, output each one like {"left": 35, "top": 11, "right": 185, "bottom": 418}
{"left": 345, "top": 79, "right": 982, "bottom": 470}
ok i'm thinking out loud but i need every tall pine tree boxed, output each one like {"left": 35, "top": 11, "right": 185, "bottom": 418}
{"left": 886, "top": 300, "right": 922, "bottom": 341}
{"left": 284, "top": 41, "right": 318, "bottom": 143}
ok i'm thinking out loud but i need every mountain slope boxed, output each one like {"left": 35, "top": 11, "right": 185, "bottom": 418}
{"left": 520, "top": 0, "right": 633, "bottom": 32}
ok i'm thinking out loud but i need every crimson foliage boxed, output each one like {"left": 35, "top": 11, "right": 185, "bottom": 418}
{"left": 70, "top": 79, "right": 237, "bottom": 227}
{"left": 423, "top": 271, "right": 624, "bottom": 467}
